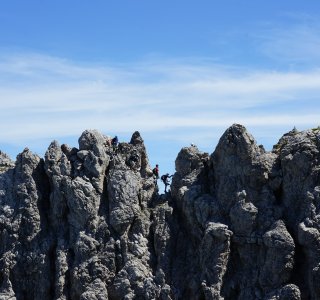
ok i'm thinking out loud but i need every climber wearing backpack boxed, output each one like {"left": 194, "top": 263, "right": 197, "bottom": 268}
{"left": 161, "top": 173, "right": 172, "bottom": 193}
{"left": 111, "top": 136, "right": 118, "bottom": 152}
{"left": 153, "top": 164, "right": 159, "bottom": 185}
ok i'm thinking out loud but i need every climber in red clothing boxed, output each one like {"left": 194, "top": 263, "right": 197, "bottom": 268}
{"left": 153, "top": 164, "right": 159, "bottom": 185}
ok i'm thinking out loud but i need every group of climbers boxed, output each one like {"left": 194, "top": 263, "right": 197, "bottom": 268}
{"left": 107, "top": 136, "right": 173, "bottom": 193}
{"left": 105, "top": 135, "right": 119, "bottom": 150}
{"left": 153, "top": 164, "right": 172, "bottom": 193}
{"left": 104, "top": 135, "right": 119, "bottom": 160}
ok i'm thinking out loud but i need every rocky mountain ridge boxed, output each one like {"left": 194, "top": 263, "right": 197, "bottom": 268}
{"left": 0, "top": 124, "right": 319, "bottom": 300}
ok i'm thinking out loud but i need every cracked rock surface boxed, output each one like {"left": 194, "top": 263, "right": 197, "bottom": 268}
{"left": 0, "top": 125, "right": 320, "bottom": 299}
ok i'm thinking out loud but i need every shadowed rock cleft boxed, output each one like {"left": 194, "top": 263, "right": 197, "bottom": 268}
{"left": 0, "top": 124, "right": 319, "bottom": 299}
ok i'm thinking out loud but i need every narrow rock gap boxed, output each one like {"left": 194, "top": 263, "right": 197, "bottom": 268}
{"left": 0, "top": 126, "right": 319, "bottom": 299}
{"left": 48, "top": 243, "right": 57, "bottom": 299}
{"left": 147, "top": 209, "right": 157, "bottom": 276}
{"left": 289, "top": 241, "right": 309, "bottom": 300}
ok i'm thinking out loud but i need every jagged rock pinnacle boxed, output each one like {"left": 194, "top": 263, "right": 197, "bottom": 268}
{"left": 0, "top": 124, "right": 319, "bottom": 299}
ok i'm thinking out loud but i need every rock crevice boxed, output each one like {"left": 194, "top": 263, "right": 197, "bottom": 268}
{"left": 0, "top": 124, "right": 319, "bottom": 299}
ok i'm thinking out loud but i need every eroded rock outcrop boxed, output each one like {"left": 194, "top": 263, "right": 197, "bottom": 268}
{"left": 0, "top": 125, "right": 319, "bottom": 299}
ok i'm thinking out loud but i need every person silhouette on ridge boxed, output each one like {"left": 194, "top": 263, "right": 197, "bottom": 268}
{"left": 161, "top": 173, "right": 172, "bottom": 193}
{"left": 153, "top": 164, "right": 159, "bottom": 185}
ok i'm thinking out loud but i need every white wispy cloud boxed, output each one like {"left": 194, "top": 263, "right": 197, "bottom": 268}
{"left": 255, "top": 14, "right": 320, "bottom": 64}
{"left": 0, "top": 52, "right": 319, "bottom": 154}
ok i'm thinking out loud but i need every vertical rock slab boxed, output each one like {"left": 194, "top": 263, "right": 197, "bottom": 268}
{"left": 1, "top": 125, "right": 320, "bottom": 299}
{"left": 108, "top": 169, "right": 141, "bottom": 235}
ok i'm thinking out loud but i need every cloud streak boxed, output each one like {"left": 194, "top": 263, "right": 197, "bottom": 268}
{"left": 254, "top": 14, "right": 320, "bottom": 65}
{"left": 0, "top": 52, "right": 320, "bottom": 153}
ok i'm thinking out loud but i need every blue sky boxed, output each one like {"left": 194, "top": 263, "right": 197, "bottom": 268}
{"left": 1, "top": 1, "right": 320, "bottom": 188}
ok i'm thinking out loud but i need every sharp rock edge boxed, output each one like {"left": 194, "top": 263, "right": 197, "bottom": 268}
{"left": 0, "top": 124, "right": 320, "bottom": 299}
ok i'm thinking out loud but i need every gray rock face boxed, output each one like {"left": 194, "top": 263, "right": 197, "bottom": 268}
{"left": 0, "top": 125, "right": 320, "bottom": 299}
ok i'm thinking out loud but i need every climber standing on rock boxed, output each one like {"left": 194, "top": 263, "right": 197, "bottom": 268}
{"left": 161, "top": 173, "right": 172, "bottom": 193}
{"left": 153, "top": 164, "right": 159, "bottom": 185}
{"left": 111, "top": 136, "right": 118, "bottom": 152}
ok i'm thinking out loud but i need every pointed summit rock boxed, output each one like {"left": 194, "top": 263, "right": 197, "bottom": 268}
{"left": 0, "top": 125, "right": 320, "bottom": 299}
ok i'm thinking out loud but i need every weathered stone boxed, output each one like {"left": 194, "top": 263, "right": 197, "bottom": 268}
{"left": 0, "top": 125, "right": 320, "bottom": 299}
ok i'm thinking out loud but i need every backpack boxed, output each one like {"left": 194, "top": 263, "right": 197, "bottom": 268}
{"left": 153, "top": 168, "right": 158, "bottom": 175}
{"left": 112, "top": 137, "right": 118, "bottom": 145}
{"left": 161, "top": 175, "right": 165, "bottom": 181}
